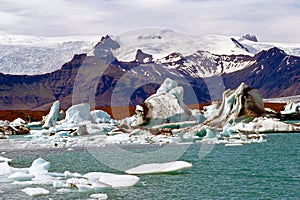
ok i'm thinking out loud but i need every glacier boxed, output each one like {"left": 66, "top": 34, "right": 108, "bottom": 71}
{"left": 1, "top": 29, "right": 300, "bottom": 75}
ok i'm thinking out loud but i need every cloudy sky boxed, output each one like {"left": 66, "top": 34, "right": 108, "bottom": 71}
{"left": 0, "top": 0, "right": 300, "bottom": 42}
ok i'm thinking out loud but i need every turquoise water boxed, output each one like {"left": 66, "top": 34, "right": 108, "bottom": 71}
{"left": 1, "top": 133, "right": 299, "bottom": 200}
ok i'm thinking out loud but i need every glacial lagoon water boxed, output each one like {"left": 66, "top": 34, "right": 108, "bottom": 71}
{"left": 0, "top": 133, "right": 299, "bottom": 200}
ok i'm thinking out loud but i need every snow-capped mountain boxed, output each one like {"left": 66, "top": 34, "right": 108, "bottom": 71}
{"left": 1, "top": 29, "right": 300, "bottom": 75}
{"left": 0, "top": 29, "right": 299, "bottom": 111}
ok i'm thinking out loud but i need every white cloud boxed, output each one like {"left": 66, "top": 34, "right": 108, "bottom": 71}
{"left": 0, "top": 0, "right": 300, "bottom": 42}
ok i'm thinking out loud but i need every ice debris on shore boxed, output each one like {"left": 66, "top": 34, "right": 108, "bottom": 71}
{"left": 1, "top": 78, "right": 300, "bottom": 146}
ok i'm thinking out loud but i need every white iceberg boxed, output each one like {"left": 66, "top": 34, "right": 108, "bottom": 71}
{"left": 28, "top": 158, "right": 50, "bottom": 176}
{"left": 133, "top": 78, "right": 195, "bottom": 127}
{"left": 42, "top": 100, "right": 60, "bottom": 129}
{"left": 125, "top": 161, "right": 192, "bottom": 175}
{"left": 65, "top": 103, "right": 96, "bottom": 124}
{"left": 83, "top": 172, "right": 140, "bottom": 188}
{"left": 21, "top": 187, "right": 49, "bottom": 196}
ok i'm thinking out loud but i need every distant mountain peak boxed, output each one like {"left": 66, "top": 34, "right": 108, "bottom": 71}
{"left": 242, "top": 34, "right": 258, "bottom": 42}
{"left": 135, "top": 49, "right": 153, "bottom": 63}
{"left": 93, "top": 35, "right": 120, "bottom": 63}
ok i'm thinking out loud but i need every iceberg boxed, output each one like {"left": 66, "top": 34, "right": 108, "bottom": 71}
{"left": 42, "top": 100, "right": 60, "bottom": 129}
{"left": 21, "top": 187, "right": 49, "bottom": 196}
{"left": 28, "top": 158, "right": 50, "bottom": 176}
{"left": 132, "top": 78, "right": 195, "bottom": 127}
{"left": 65, "top": 103, "right": 96, "bottom": 124}
{"left": 204, "top": 82, "right": 266, "bottom": 128}
{"left": 125, "top": 161, "right": 192, "bottom": 175}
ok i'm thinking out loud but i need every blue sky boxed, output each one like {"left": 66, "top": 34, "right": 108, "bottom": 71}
{"left": 0, "top": 0, "right": 299, "bottom": 42}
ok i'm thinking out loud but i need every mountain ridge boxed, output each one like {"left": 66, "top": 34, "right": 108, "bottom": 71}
{"left": 0, "top": 32, "right": 299, "bottom": 111}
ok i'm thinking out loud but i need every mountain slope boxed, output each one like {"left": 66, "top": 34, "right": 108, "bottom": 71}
{"left": 223, "top": 47, "right": 300, "bottom": 97}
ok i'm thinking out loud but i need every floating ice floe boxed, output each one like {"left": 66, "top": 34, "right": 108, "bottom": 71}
{"left": 0, "top": 157, "right": 141, "bottom": 197}
{"left": 83, "top": 172, "right": 140, "bottom": 188}
{"left": 0, "top": 155, "right": 12, "bottom": 163}
{"left": 8, "top": 172, "right": 34, "bottom": 181}
{"left": 21, "top": 187, "right": 49, "bottom": 196}
{"left": 125, "top": 161, "right": 192, "bottom": 175}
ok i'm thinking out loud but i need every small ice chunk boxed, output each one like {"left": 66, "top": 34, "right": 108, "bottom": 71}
{"left": 64, "top": 171, "right": 82, "bottom": 178}
{"left": 8, "top": 172, "right": 34, "bottom": 181}
{"left": 28, "top": 158, "right": 50, "bottom": 176}
{"left": 66, "top": 178, "right": 90, "bottom": 187}
{"left": 91, "top": 110, "right": 112, "bottom": 123}
{"left": 10, "top": 118, "right": 26, "bottom": 126}
{"left": 0, "top": 162, "right": 12, "bottom": 175}
{"left": 76, "top": 183, "right": 109, "bottom": 192}
{"left": 125, "top": 161, "right": 192, "bottom": 175}
{"left": 53, "top": 180, "right": 68, "bottom": 188}
{"left": 90, "top": 193, "right": 108, "bottom": 199}
{"left": 21, "top": 187, "right": 49, "bottom": 196}
{"left": 56, "top": 188, "right": 73, "bottom": 193}
{"left": 0, "top": 155, "right": 12, "bottom": 163}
